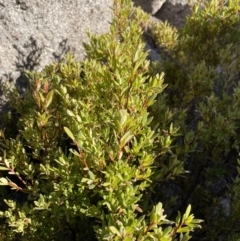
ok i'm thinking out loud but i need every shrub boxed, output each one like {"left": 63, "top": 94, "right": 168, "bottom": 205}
{"left": 0, "top": 0, "right": 203, "bottom": 240}
{"left": 1, "top": 0, "right": 240, "bottom": 240}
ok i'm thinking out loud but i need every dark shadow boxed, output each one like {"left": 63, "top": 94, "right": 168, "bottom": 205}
{"left": 12, "top": 36, "right": 43, "bottom": 90}
{"left": 154, "top": 1, "right": 192, "bottom": 29}
{"left": 16, "top": 0, "right": 28, "bottom": 11}
{"left": 52, "top": 38, "right": 71, "bottom": 61}
{"left": 131, "top": 0, "right": 153, "bottom": 13}
{"left": 11, "top": 36, "right": 70, "bottom": 89}
{"left": 1, "top": 36, "right": 71, "bottom": 88}
{"left": 0, "top": 36, "right": 71, "bottom": 132}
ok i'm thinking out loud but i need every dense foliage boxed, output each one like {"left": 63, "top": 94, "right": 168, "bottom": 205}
{"left": 0, "top": 0, "right": 239, "bottom": 240}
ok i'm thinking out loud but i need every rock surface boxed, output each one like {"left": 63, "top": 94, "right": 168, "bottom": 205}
{"left": 132, "top": 0, "right": 166, "bottom": 15}
{"left": 154, "top": 0, "right": 192, "bottom": 28}
{"left": 0, "top": 0, "right": 113, "bottom": 85}
{"left": 133, "top": 0, "right": 194, "bottom": 28}
{"left": 0, "top": 0, "right": 192, "bottom": 85}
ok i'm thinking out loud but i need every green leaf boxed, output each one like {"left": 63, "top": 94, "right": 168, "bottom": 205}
{"left": 8, "top": 172, "right": 15, "bottom": 175}
{"left": 191, "top": 218, "right": 204, "bottom": 224}
{"left": 109, "top": 226, "right": 121, "bottom": 236}
{"left": 55, "top": 156, "right": 66, "bottom": 166}
{"left": 70, "top": 149, "right": 80, "bottom": 156}
{"left": 0, "top": 166, "right": 9, "bottom": 171}
{"left": 119, "top": 109, "right": 128, "bottom": 126}
{"left": 133, "top": 43, "right": 144, "bottom": 63}
{"left": 88, "top": 171, "right": 95, "bottom": 180}
{"left": 177, "top": 227, "right": 192, "bottom": 233}
{"left": 120, "top": 131, "right": 133, "bottom": 148}
{"left": 185, "top": 214, "right": 194, "bottom": 224}
{"left": 169, "top": 123, "right": 173, "bottom": 134}
{"left": 155, "top": 202, "right": 163, "bottom": 216}
{"left": 0, "top": 177, "right": 8, "bottom": 185}
{"left": 81, "top": 178, "right": 90, "bottom": 183}
{"left": 183, "top": 205, "right": 191, "bottom": 221}
{"left": 176, "top": 211, "right": 181, "bottom": 226}
{"left": 162, "top": 226, "right": 172, "bottom": 237}
{"left": 186, "top": 222, "right": 202, "bottom": 228}
{"left": 66, "top": 109, "right": 75, "bottom": 117}
{"left": 123, "top": 237, "right": 132, "bottom": 241}
{"left": 64, "top": 127, "right": 75, "bottom": 141}
{"left": 192, "top": 3, "right": 199, "bottom": 13}
{"left": 45, "top": 90, "right": 54, "bottom": 109}
{"left": 137, "top": 215, "right": 145, "bottom": 226}
{"left": 87, "top": 180, "right": 93, "bottom": 185}
{"left": 3, "top": 159, "right": 10, "bottom": 168}
{"left": 150, "top": 208, "right": 157, "bottom": 225}
{"left": 88, "top": 183, "right": 95, "bottom": 189}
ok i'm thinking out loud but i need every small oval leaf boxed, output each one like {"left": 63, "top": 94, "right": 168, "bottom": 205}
{"left": 64, "top": 127, "right": 75, "bottom": 141}
{"left": 109, "top": 226, "right": 121, "bottom": 236}
{"left": 0, "top": 177, "right": 8, "bottom": 185}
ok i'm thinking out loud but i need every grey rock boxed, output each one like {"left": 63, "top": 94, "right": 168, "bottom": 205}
{"left": 143, "top": 17, "right": 163, "bottom": 63}
{"left": 145, "top": 42, "right": 162, "bottom": 63}
{"left": 154, "top": 0, "right": 193, "bottom": 28}
{"left": 0, "top": 0, "right": 113, "bottom": 86}
{"left": 0, "top": 0, "right": 194, "bottom": 89}
{"left": 166, "top": 0, "right": 189, "bottom": 5}
{"left": 132, "top": 0, "right": 166, "bottom": 15}
{"left": 132, "top": 0, "right": 195, "bottom": 28}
